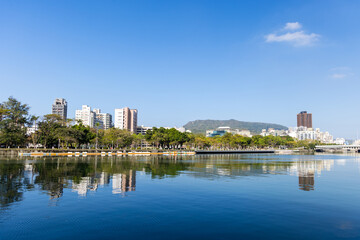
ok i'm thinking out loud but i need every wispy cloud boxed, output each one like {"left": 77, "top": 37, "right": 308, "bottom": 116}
{"left": 330, "top": 67, "right": 353, "bottom": 79}
{"left": 284, "top": 22, "right": 302, "bottom": 31}
{"left": 331, "top": 73, "right": 347, "bottom": 79}
{"left": 265, "top": 22, "right": 320, "bottom": 47}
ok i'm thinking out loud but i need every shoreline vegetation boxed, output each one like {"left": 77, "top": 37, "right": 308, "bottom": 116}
{"left": 1, "top": 97, "right": 323, "bottom": 151}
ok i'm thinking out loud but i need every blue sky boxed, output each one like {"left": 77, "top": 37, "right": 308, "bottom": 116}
{"left": 1, "top": 0, "right": 359, "bottom": 138}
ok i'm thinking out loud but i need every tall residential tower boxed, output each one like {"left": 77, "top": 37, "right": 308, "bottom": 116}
{"left": 94, "top": 108, "right": 113, "bottom": 130}
{"left": 114, "top": 107, "right": 138, "bottom": 132}
{"left": 75, "top": 105, "right": 95, "bottom": 128}
{"left": 297, "top": 111, "right": 312, "bottom": 128}
{"left": 52, "top": 98, "right": 68, "bottom": 119}
{"left": 75, "top": 105, "right": 113, "bottom": 129}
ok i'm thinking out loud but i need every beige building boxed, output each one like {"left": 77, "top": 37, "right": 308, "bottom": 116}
{"left": 130, "top": 109, "right": 138, "bottom": 133}
{"left": 114, "top": 107, "right": 138, "bottom": 132}
{"left": 75, "top": 105, "right": 95, "bottom": 128}
{"left": 94, "top": 108, "right": 112, "bottom": 130}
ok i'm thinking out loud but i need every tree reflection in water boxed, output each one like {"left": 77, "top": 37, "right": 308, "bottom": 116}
{"left": 0, "top": 155, "right": 335, "bottom": 208}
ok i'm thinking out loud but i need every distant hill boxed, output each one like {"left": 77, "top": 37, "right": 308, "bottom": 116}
{"left": 183, "top": 119, "right": 288, "bottom": 134}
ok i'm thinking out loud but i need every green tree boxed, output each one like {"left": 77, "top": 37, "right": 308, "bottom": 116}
{"left": 71, "top": 123, "right": 96, "bottom": 147}
{"left": 0, "top": 97, "right": 30, "bottom": 147}
{"left": 103, "top": 128, "right": 134, "bottom": 149}
{"left": 193, "top": 134, "right": 211, "bottom": 149}
{"left": 37, "top": 114, "right": 64, "bottom": 148}
{"left": 251, "top": 135, "right": 265, "bottom": 148}
{"left": 132, "top": 133, "right": 145, "bottom": 149}
{"left": 56, "top": 127, "right": 78, "bottom": 148}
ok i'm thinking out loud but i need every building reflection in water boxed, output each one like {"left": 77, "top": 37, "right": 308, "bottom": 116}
{"left": 298, "top": 173, "right": 315, "bottom": 191}
{"left": 112, "top": 170, "right": 136, "bottom": 195}
{"left": 190, "top": 155, "right": 335, "bottom": 192}
{"left": 0, "top": 156, "right": 341, "bottom": 208}
{"left": 194, "top": 155, "right": 335, "bottom": 192}
{"left": 289, "top": 160, "right": 334, "bottom": 191}
{"left": 72, "top": 177, "right": 98, "bottom": 196}
{"left": 72, "top": 170, "right": 136, "bottom": 197}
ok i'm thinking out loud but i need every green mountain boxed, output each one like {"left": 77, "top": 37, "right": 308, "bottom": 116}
{"left": 183, "top": 119, "right": 288, "bottom": 134}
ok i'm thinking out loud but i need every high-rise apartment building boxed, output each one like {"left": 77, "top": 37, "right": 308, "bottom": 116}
{"left": 297, "top": 111, "right": 312, "bottom": 128}
{"left": 130, "top": 109, "right": 138, "bottom": 133}
{"left": 52, "top": 98, "right": 67, "bottom": 119}
{"left": 94, "top": 108, "right": 112, "bottom": 130}
{"left": 114, "top": 107, "right": 138, "bottom": 132}
{"left": 114, "top": 107, "right": 126, "bottom": 129}
{"left": 75, "top": 106, "right": 113, "bottom": 129}
{"left": 75, "top": 105, "right": 95, "bottom": 128}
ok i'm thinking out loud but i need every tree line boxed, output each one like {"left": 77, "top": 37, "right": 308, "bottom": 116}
{"left": 0, "top": 97, "right": 320, "bottom": 150}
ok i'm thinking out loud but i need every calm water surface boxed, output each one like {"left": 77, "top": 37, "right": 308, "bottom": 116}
{"left": 1, "top": 154, "right": 360, "bottom": 239}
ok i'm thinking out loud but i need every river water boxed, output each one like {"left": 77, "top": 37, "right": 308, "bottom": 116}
{"left": 1, "top": 154, "right": 360, "bottom": 239}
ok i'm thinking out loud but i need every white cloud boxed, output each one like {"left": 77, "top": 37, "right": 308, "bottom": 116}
{"left": 330, "top": 67, "right": 353, "bottom": 79}
{"left": 265, "top": 22, "right": 320, "bottom": 47}
{"left": 266, "top": 31, "right": 320, "bottom": 46}
{"left": 331, "top": 73, "right": 347, "bottom": 79}
{"left": 284, "top": 22, "right": 302, "bottom": 31}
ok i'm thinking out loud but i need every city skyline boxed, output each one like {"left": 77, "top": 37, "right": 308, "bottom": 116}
{"left": 32, "top": 97, "right": 346, "bottom": 140}
{"left": 1, "top": 1, "right": 359, "bottom": 138}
